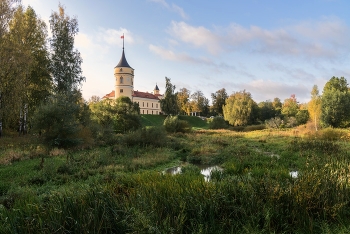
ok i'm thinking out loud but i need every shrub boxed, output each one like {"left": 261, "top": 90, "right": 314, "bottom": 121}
{"left": 207, "top": 117, "right": 228, "bottom": 129}
{"left": 243, "top": 124, "right": 265, "bottom": 132}
{"left": 122, "top": 127, "right": 167, "bottom": 147}
{"left": 163, "top": 116, "right": 191, "bottom": 133}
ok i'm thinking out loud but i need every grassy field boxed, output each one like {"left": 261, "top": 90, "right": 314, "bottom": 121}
{"left": 1, "top": 126, "right": 350, "bottom": 233}
{"left": 141, "top": 114, "right": 208, "bottom": 129}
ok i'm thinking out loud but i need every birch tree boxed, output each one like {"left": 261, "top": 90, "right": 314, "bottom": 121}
{"left": 308, "top": 85, "right": 321, "bottom": 130}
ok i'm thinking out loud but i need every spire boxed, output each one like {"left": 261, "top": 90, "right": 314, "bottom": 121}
{"left": 115, "top": 34, "right": 132, "bottom": 68}
{"left": 154, "top": 83, "right": 159, "bottom": 91}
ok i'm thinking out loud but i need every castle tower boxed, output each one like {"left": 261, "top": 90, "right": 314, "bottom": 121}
{"left": 154, "top": 84, "right": 160, "bottom": 95}
{"left": 114, "top": 44, "right": 134, "bottom": 100}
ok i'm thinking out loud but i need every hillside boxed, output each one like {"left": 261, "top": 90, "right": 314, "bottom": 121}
{"left": 141, "top": 114, "right": 208, "bottom": 129}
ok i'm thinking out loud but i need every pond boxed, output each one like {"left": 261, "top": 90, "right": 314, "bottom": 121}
{"left": 164, "top": 165, "right": 223, "bottom": 181}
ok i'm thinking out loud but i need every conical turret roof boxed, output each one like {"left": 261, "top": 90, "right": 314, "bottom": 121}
{"left": 115, "top": 49, "right": 132, "bottom": 68}
{"left": 154, "top": 84, "right": 159, "bottom": 90}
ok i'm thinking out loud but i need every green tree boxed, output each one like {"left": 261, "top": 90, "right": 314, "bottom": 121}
{"left": 0, "top": 3, "right": 50, "bottom": 135}
{"left": 296, "top": 109, "right": 309, "bottom": 125}
{"left": 90, "top": 97, "right": 141, "bottom": 134}
{"left": 190, "top": 90, "right": 209, "bottom": 116}
{"left": 160, "top": 77, "right": 179, "bottom": 115}
{"left": 321, "top": 76, "right": 350, "bottom": 128}
{"left": 223, "top": 90, "right": 258, "bottom": 126}
{"left": 308, "top": 85, "right": 321, "bottom": 130}
{"left": 272, "top": 97, "right": 282, "bottom": 116}
{"left": 281, "top": 94, "right": 299, "bottom": 117}
{"left": 8, "top": 6, "right": 51, "bottom": 133}
{"left": 258, "top": 100, "right": 276, "bottom": 122}
{"left": 49, "top": 4, "right": 85, "bottom": 93}
{"left": 32, "top": 91, "right": 83, "bottom": 148}
{"left": 211, "top": 88, "right": 228, "bottom": 116}
{"left": 177, "top": 87, "right": 190, "bottom": 115}
{"left": 0, "top": 0, "right": 21, "bottom": 136}
{"left": 33, "top": 5, "right": 85, "bottom": 148}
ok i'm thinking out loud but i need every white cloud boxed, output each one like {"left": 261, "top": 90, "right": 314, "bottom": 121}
{"left": 149, "top": 44, "right": 210, "bottom": 64}
{"left": 171, "top": 3, "right": 188, "bottom": 20}
{"left": 167, "top": 18, "right": 350, "bottom": 59}
{"left": 149, "top": 0, "right": 188, "bottom": 19}
{"left": 168, "top": 21, "right": 221, "bottom": 54}
{"left": 99, "top": 28, "right": 134, "bottom": 46}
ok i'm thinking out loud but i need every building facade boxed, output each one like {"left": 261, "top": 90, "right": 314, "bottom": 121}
{"left": 103, "top": 48, "right": 163, "bottom": 115}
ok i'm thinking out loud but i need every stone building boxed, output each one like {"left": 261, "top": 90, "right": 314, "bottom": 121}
{"left": 103, "top": 47, "right": 163, "bottom": 115}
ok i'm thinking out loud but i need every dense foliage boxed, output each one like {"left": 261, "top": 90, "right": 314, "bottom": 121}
{"left": 223, "top": 90, "right": 258, "bottom": 126}
{"left": 321, "top": 76, "right": 350, "bottom": 128}
{"left": 90, "top": 96, "right": 141, "bottom": 134}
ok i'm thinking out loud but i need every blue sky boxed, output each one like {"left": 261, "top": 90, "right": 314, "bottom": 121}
{"left": 21, "top": 0, "right": 350, "bottom": 103}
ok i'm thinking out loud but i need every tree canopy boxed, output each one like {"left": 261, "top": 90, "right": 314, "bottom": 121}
{"left": 223, "top": 90, "right": 258, "bottom": 126}
{"left": 321, "top": 76, "right": 350, "bottom": 128}
{"left": 160, "top": 77, "right": 179, "bottom": 115}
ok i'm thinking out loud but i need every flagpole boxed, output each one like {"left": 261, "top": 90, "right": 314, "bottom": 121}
{"left": 123, "top": 33, "right": 124, "bottom": 49}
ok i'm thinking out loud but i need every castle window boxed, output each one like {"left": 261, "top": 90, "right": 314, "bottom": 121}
{"left": 120, "top": 77, "right": 123, "bottom": 84}
{"left": 142, "top": 110, "right": 144, "bottom": 114}
{"left": 152, "top": 111, "right": 153, "bottom": 114}
{"left": 147, "top": 110, "right": 148, "bottom": 114}
{"left": 152, "top": 103, "right": 153, "bottom": 108}
{"left": 143, "top": 102, "right": 144, "bottom": 107}
{"left": 120, "top": 68, "right": 123, "bottom": 72}
{"left": 147, "top": 103, "right": 148, "bottom": 107}
{"left": 120, "top": 89, "right": 123, "bottom": 93}
{"left": 156, "top": 104, "right": 158, "bottom": 108}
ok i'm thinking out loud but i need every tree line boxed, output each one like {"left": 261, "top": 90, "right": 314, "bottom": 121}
{"left": 1, "top": 0, "right": 349, "bottom": 149}
{"left": 0, "top": 1, "right": 88, "bottom": 144}
{"left": 160, "top": 76, "right": 349, "bottom": 129}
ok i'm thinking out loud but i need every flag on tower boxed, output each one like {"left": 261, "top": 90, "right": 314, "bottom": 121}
{"left": 121, "top": 35, "right": 124, "bottom": 39}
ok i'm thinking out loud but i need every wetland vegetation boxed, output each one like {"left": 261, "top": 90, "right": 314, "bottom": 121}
{"left": 2, "top": 124, "right": 350, "bottom": 233}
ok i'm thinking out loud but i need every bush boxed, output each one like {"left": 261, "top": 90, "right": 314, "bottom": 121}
{"left": 121, "top": 127, "right": 167, "bottom": 147}
{"left": 207, "top": 117, "right": 228, "bottom": 129}
{"left": 163, "top": 116, "right": 191, "bottom": 133}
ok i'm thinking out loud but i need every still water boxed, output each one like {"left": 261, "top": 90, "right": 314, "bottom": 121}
{"left": 164, "top": 165, "right": 223, "bottom": 181}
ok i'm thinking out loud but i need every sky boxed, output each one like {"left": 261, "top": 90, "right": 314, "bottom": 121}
{"left": 21, "top": 0, "right": 350, "bottom": 104}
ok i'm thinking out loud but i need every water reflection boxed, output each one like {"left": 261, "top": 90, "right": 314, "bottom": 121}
{"left": 164, "top": 165, "right": 223, "bottom": 181}
{"left": 165, "top": 166, "right": 182, "bottom": 175}
{"left": 289, "top": 171, "right": 298, "bottom": 178}
{"left": 200, "top": 166, "right": 223, "bottom": 181}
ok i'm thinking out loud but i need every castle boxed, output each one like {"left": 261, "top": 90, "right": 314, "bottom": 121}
{"left": 103, "top": 46, "right": 163, "bottom": 115}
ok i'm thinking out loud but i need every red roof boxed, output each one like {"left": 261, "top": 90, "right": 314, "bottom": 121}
{"left": 102, "top": 90, "right": 161, "bottom": 100}
{"left": 102, "top": 90, "right": 115, "bottom": 99}
{"left": 133, "top": 91, "right": 160, "bottom": 100}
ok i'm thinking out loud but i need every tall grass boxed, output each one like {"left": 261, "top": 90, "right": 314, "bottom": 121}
{"left": 2, "top": 129, "right": 350, "bottom": 233}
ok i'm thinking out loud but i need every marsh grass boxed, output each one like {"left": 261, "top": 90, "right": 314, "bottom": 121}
{"left": 2, "top": 129, "right": 350, "bottom": 233}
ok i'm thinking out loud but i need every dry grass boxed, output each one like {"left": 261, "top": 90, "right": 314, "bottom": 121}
{"left": 49, "top": 148, "right": 66, "bottom": 157}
